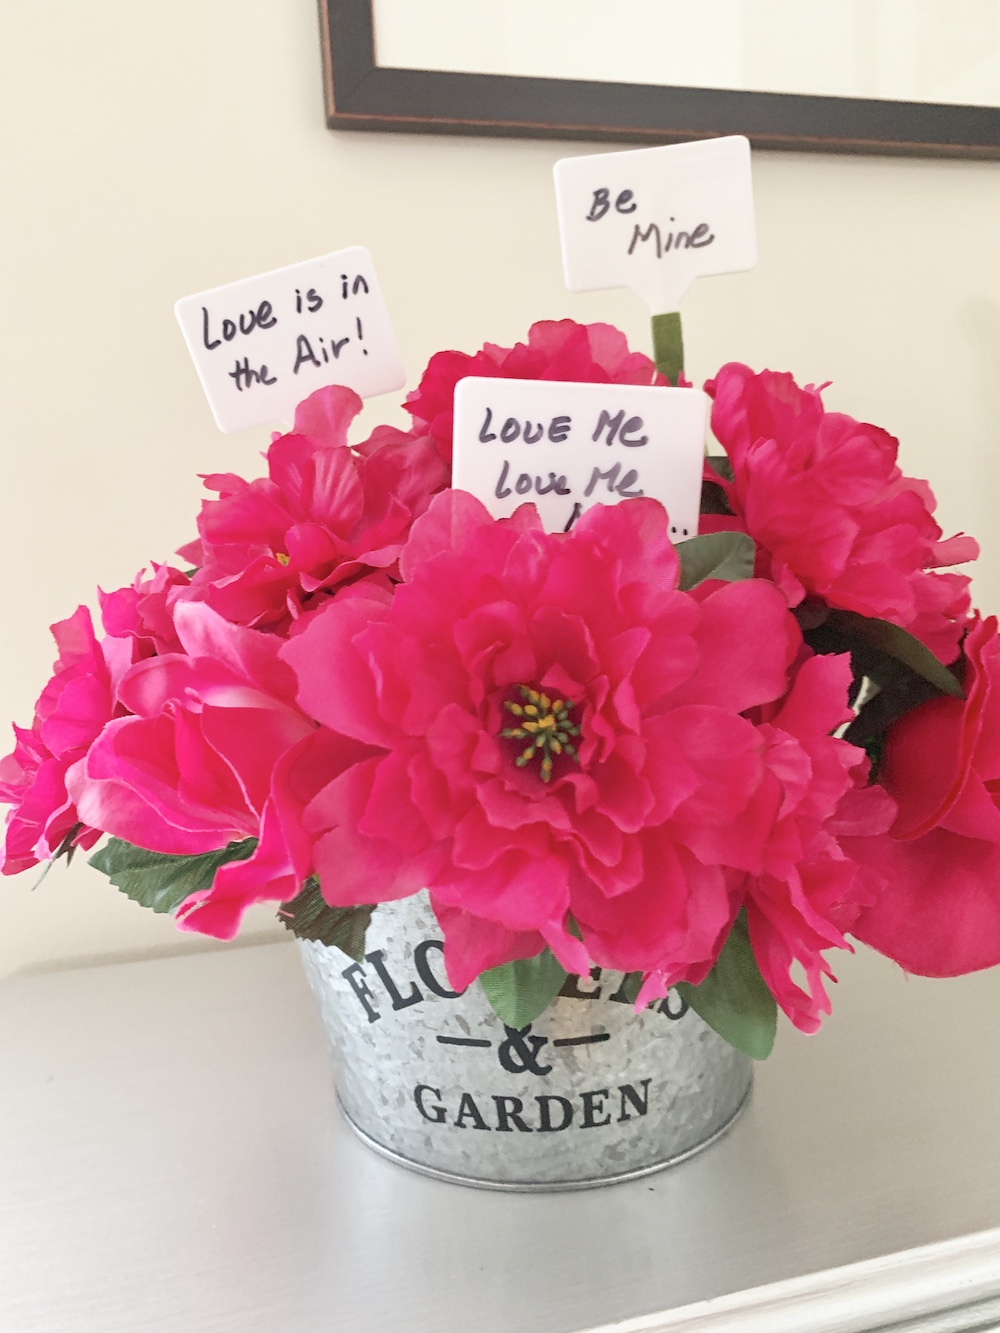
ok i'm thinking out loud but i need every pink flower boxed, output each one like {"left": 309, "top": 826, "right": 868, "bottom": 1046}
{"left": 0, "top": 608, "right": 118, "bottom": 873}
{"left": 99, "top": 562, "right": 190, "bottom": 658}
{"left": 852, "top": 614, "right": 1000, "bottom": 977}
{"left": 404, "top": 320, "right": 666, "bottom": 469}
{"left": 740, "top": 655, "right": 896, "bottom": 1031}
{"left": 66, "top": 601, "right": 316, "bottom": 936}
{"left": 705, "top": 364, "right": 978, "bottom": 663}
{"left": 281, "top": 490, "right": 803, "bottom": 992}
{"left": 177, "top": 383, "right": 448, "bottom": 634}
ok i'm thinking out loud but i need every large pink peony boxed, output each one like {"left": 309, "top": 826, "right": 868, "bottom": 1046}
{"left": 404, "top": 320, "right": 666, "bottom": 469}
{"left": 67, "top": 601, "right": 317, "bottom": 936}
{"left": 852, "top": 614, "right": 1000, "bottom": 977}
{"left": 281, "top": 491, "right": 817, "bottom": 995}
{"left": 0, "top": 608, "right": 119, "bottom": 873}
{"left": 177, "top": 383, "right": 448, "bottom": 634}
{"left": 705, "top": 364, "right": 978, "bottom": 664}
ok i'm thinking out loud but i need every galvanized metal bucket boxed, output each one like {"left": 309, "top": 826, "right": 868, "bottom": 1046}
{"left": 299, "top": 892, "right": 751, "bottom": 1190}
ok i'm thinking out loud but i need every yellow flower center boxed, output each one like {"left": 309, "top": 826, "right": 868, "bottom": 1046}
{"left": 501, "top": 686, "right": 580, "bottom": 784}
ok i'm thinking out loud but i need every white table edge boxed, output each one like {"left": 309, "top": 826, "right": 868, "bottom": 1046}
{"left": 581, "top": 1225, "right": 1000, "bottom": 1333}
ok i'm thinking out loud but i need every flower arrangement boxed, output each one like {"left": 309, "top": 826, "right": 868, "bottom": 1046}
{"left": 3, "top": 319, "right": 989, "bottom": 1061}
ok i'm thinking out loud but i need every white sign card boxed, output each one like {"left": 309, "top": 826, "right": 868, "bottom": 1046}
{"left": 553, "top": 136, "right": 757, "bottom": 313}
{"left": 175, "top": 247, "right": 406, "bottom": 432}
{"left": 452, "top": 378, "right": 708, "bottom": 538}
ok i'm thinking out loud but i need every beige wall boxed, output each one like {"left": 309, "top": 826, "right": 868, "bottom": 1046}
{"left": 2, "top": 0, "right": 999, "bottom": 978}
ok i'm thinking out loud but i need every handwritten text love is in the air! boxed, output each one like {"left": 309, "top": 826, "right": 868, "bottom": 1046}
{"left": 175, "top": 247, "right": 405, "bottom": 432}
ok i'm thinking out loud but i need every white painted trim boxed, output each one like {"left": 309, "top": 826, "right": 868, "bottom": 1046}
{"left": 578, "top": 1227, "right": 1000, "bottom": 1333}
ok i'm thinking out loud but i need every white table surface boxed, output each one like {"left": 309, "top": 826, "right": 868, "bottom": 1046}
{"left": 2, "top": 938, "right": 1000, "bottom": 1333}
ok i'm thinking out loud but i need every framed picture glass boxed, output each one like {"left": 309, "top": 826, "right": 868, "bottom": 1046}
{"left": 319, "top": 0, "right": 1000, "bottom": 156}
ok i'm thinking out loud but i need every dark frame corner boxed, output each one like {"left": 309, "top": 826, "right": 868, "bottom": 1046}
{"left": 319, "top": 0, "right": 1000, "bottom": 158}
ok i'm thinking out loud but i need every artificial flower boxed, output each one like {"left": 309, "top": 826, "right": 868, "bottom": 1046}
{"left": 281, "top": 490, "right": 804, "bottom": 992}
{"left": 705, "top": 363, "right": 978, "bottom": 664}
{"left": 99, "top": 561, "right": 190, "bottom": 658}
{"left": 0, "top": 608, "right": 118, "bottom": 873}
{"left": 403, "top": 319, "right": 667, "bottom": 469}
{"left": 852, "top": 613, "right": 1000, "bottom": 976}
{"left": 177, "top": 383, "right": 448, "bottom": 634}
{"left": 739, "top": 654, "right": 895, "bottom": 1030}
{"left": 67, "top": 601, "right": 316, "bottom": 933}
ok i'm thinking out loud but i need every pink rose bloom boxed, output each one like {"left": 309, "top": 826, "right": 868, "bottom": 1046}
{"left": 0, "top": 608, "right": 119, "bottom": 873}
{"left": 852, "top": 614, "right": 1000, "bottom": 977}
{"left": 99, "top": 562, "right": 190, "bottom": 658}
{"left": 281, "top": 491, "right": 804, "bottom": 992}
{"left": 67, "top": 601, "right": 316, "bottom": 937}
{"left": 404, "top": 320, "right": 666, "bottom": 469}
{"left": 739, "top": 655, "right": 895, "bottom": 1031}
{"left": 705, "top": 363, "right": 978, "bottom": 664}
{"left": 177, "top": 383, "right": 448, "bottom": 634}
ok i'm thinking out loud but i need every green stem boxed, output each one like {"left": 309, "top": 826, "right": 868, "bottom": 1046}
{"left": 652, "top": 311, "right": 684, "bottom": 386}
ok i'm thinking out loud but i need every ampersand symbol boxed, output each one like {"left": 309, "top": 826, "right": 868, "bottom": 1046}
{"left": 497, "top": 1024, "right": 552, "bottom": 1077}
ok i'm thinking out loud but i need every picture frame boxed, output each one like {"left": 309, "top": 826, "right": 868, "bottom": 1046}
{"left": 318, "top": 0, "right": 1000, "bottom": 158}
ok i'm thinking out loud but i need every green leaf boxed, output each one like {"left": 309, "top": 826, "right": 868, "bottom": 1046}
{"left": 805, "top": 609, "right": 964, "bottom": 701}
{"left": 651, "top": 310, "right": 684, "bottom": 385}
{"left": 479, "top": 949, "right": 568, "bottom": 1029}
{"left": 791, "top": 599, "right": 830, "bottom": 632}
{"left": 278, "top": 878, "right": 373, "bottom": 961}
{"left": 52, "top": 823, "right": 81, "bottom": 862}
{"left": 843, "top": 680, "right": 937, "bottom": 751}
{"left": 701, "top": 457, "right": 735, "bottom": 518}
{"left": 700, "top": 482, "right": 732, "bottom": 518}
{"left": 88, "top": 837, "right": 256, "bottom": 914}
{"left": 618, "top": 971, "right": 643, "bottom": 1005}
{"left": 704, "top": 455, "right": 734, "bottom": 485}
{"left": 801, "top": 606, "right": 966, "bottom": 756}
{"left": 676, "top": 531, "right": 756, "bottom": 591}
{"left": 675, "top": 914, "right": 777, "bottom": 1060}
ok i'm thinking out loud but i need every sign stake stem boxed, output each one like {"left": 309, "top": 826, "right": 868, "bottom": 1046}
{"left": 652, "top": 311, "right": 684, "bottom": 386}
